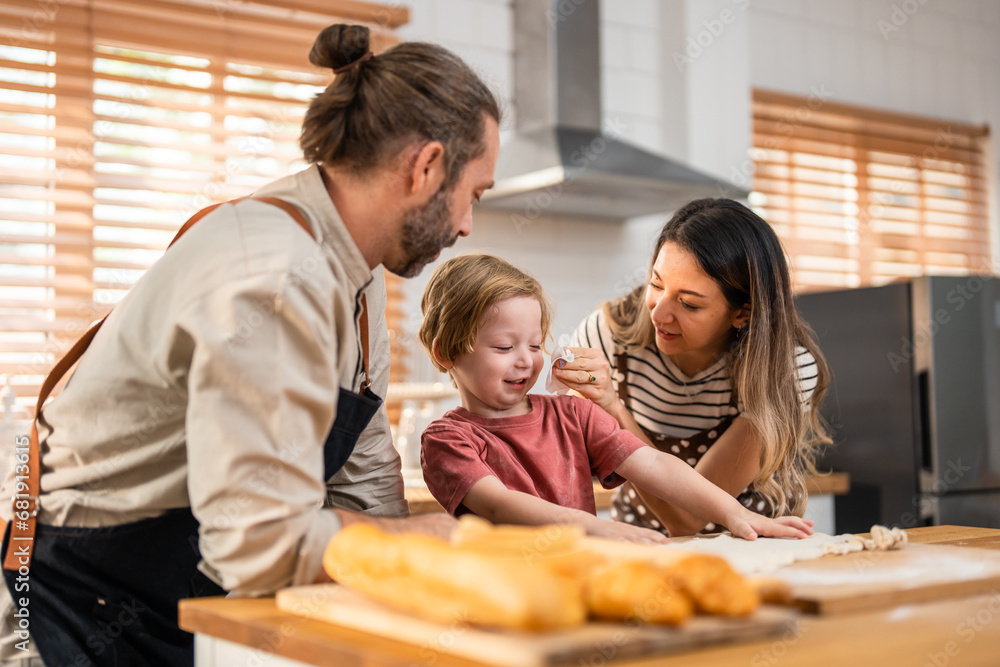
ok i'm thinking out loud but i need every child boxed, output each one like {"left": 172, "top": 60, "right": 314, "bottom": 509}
{"left": 418, "top": 254, "right": 814, "bottom": 543}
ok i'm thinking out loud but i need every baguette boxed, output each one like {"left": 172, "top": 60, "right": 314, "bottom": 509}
{"left": 451, "top": 515, "right": 600, "bottom": 578}
{"left": 451, "top": 515, "right": 585, "bottom": 555}
{"left": 323, "top": 523, "right": 586, "bottom": 631}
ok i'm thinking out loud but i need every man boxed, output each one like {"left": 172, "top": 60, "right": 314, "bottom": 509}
{"left": 0, "top": 24, "right": 501, "bottom": 666}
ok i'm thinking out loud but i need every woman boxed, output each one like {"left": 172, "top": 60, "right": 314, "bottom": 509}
{"left": 553, "top": 198, "right": 831, "bottom": 537}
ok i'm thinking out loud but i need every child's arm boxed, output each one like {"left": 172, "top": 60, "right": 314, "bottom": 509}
{"left": 462, "top": 476, "right": 669, "bottom": 544}
{"left": 615, "top": 448, "right": 814, "bottom": 540}
{"left": 629, "top": 418, "right": 764, "bottom": 537}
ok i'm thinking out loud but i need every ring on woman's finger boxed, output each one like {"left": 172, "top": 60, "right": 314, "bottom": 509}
{"left": 588, "top": 374, "right": 597, "bottom": 383}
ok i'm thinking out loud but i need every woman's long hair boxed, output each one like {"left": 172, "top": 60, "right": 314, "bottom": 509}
{"left": 605, "top": 198, "right": 831, "bottom": 516}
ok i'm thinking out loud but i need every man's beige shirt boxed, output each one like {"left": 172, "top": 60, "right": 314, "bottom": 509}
{"left": 0, "top": 165, "right": 407, "bottom": 597}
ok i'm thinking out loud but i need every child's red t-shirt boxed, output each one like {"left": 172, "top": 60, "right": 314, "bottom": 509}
{"left": 420, "top": 394, "right": 646, "bottom": 516}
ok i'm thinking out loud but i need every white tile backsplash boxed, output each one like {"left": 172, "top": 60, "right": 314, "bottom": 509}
{"left": 433, "top": 0, "right": 480, "bottom": 45}
{"left": 604, "top": 0, "right": 659, "bottom": 29}
{"left": 959, "top": 64, "right": 989, "bottom": 120}
{"left": 856, "top": 0, "right": 893, "bottom": 38}
{"left": 462, "top": 47, "right": 513, "bottom": 100}
{"left": 934, "top": 53, "right": 969, "bottom": 121}
{"left": 628, "top": 28, "right": 659, "bottom": 73}
{"left": 804, "top": 0, "right": 858, "bottom": 29}
{"left": 857, "top": 37, "right": 888, "bottom": 107}
{"left": 750, "top": 0, "right": 804, "bottom": 19}
{"left": 884, "top": 45, "right": 913, "bottom": 112}
{"left": 907, "top": 49, "right": 938, "bottom": 114}
{"left": 982, "top": 1, "right": 1000, "bottom": 25}
{"left": 959, "top": 21, "right": 1000, "bottom": 61}
{"left": 908, "top": 11, "right": 958, "bottom": 53}
{"left": 936, "top": 0, "right": 982, "bottom": 22}
{"left": 749, "top": 12, "right": 804, "bottom": 90}
{"left": 601, "top": 23, "right": 630, "bottom": 69}
{"left": 479, "top": 1, "right": 512, "bottom": 51}
{"left": 396, "top": 0, "right": 432, "bottom": 40}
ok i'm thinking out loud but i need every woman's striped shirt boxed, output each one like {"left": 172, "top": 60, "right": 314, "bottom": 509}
{"left": 570, "top": 308, "right": 819, "bottom": 439}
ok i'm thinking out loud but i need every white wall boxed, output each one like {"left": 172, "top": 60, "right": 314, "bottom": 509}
{"left": 394, "top": 0, "right": 1000, "bottom": 384}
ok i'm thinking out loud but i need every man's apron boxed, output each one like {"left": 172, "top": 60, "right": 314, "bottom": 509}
{"left": 1, "top": 198, "right": 382, "bottom": 666}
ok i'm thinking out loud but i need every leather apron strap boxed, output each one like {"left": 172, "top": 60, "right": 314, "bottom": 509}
{"left": 359, "top": 293, "right": 370, "bottom": 391}
{"left": 2, "top": 197, "right": 319, "bottom": 572}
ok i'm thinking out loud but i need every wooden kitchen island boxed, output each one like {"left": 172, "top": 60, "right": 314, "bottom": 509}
{"left": 181, "top": 526, "right": 1000, "bottom": 667}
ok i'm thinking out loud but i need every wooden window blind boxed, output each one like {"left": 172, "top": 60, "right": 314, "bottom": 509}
{"left": 751, "top": 89, "right": 992, "bottom": 292}
{"left": 0, "top": 0, "right": 407, "bottom": 419}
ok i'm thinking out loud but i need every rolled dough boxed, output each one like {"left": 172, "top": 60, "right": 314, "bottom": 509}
{"left": 665, "top": 525, "right": 907, "bottom": 575}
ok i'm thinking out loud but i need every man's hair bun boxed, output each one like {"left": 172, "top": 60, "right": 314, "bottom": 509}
{"left": 309, "top": 24, "right": 371, "bottom": 71}
{"left": 300, "top": 24, "right": 501, "bottom": 187}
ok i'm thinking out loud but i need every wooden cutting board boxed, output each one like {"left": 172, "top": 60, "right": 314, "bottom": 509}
{"left": 276, "top": 584, "right": 798, "bottom": 667}
{"left": 771, "top": 542, "right": 1000, "bottom": 614}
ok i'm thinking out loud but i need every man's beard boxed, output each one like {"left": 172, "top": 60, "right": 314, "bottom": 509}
{"left": 386, "top": 185, "right": 456, "bottom": 279}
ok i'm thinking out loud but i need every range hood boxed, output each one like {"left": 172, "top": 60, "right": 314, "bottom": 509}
{"left": 478, "top": 0, "right": 748, "bottom": 220}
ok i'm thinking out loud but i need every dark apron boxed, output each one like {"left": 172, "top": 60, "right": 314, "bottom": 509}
{"left": 324, "top": 386, "right": 382, "bottom": 479}
{"left": 609, "top": 352, "right": 776, "bottom": 536}
{"left": 2, "top": 386, "right": 381, "bottom": 667}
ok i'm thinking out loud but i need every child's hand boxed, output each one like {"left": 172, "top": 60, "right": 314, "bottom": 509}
{"left": 587, "top": 519, "right": 670, "bottom": 545}
{"left": 725, "top": 511, "right": 815, "bottom": 541}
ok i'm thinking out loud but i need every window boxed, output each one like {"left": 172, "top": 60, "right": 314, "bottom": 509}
{"left": 751, "top": 89, "right": 992, "bottom": 292}
{"left": 0, "top": 0, "right": 406, "bottom": 418}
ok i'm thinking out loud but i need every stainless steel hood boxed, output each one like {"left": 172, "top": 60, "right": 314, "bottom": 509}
{"left": 478, "top": 0, "right": 748, "bottom": 220}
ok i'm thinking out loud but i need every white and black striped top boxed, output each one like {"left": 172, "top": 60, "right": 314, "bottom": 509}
{"left": 570, "top": 309, "right": 819, "bottom": 439}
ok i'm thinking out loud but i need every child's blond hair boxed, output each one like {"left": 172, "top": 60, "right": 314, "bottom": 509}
{"left": 419, "top": 254, "right": 553, "bottom": 372}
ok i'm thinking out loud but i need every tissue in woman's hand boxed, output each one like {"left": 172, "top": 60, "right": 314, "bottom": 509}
{"left": 545, "top": 334, "right": 575, "bottom": 395}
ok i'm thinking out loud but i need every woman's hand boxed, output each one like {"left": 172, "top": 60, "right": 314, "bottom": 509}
{"left": 724, "top": 511, "right": 815, "bottom": 541}
{"left": 552, "top": 346, "right": 620, "bottom": 415}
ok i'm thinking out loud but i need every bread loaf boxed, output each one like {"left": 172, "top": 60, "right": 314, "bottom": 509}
{"left": 669, "top": 553, "right": 759, "bottom": 616}
{"left": 323, "top": 520, "right": 760, "bottom": 631}
{"left": 578, "top": 536, "right": 760, "bottom": 617}
{"left": 451, "top": 515, "right": 600, "bottom": 578}
{"left": 454, "top": 517, "right": 756, "bottom": 623}
{"left": 323, "top": 524, "right": 586, "bottom": 631}
{"left": 584, "top": 560, "right": 694, "bottom": 625}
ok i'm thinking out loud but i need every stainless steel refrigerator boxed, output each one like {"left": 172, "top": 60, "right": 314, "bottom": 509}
{"left": 795, "top": 276, "right": 1000, "bottom": 532}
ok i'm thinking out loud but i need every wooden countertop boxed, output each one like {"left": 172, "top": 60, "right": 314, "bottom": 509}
{"left": 405, "top": 472, "right": 850, "bottom": 515}
{"left": 180, "top": 524, "right": 997, "bottom": 667}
